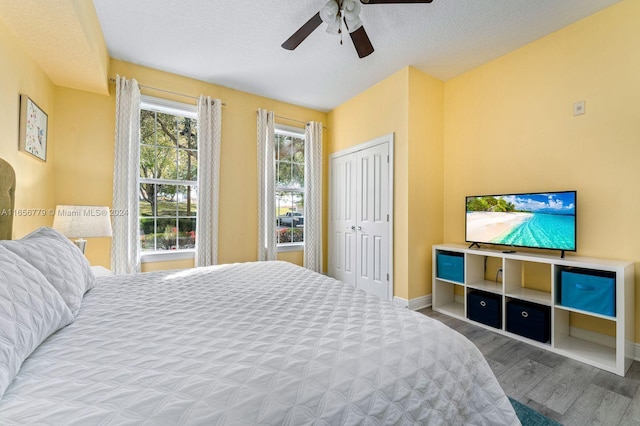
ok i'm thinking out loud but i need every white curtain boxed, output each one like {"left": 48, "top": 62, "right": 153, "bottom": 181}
{"left": 304, "top": 122, "right": 323, "bottom": 272}
{"left": 195, "top": 96, "right": 222, "bottom": 267}
{"left": 257, "top": 109, "right": 276, "bottom": 261}
{"left": 111, "top": 75, "right": 141, "bottom": 275}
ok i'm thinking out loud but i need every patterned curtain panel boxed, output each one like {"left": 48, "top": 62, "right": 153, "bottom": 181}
{"left": 195, "top": 96, "right": 222, "bottom": 267}
{"left": 304, "top": 122, "right": 323, "bottom": 272}
{"left": 257, "top": 109, "right": 276, "bottom": 261}
{"left": 111, "top": 75, "right": 141, "bottom": 274}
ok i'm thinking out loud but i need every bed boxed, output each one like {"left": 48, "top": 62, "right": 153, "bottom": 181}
{"left": 0, "top": 158, "right": 519, "bottom": 425}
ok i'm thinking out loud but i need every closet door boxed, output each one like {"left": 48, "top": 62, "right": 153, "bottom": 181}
{"left": 329, "top": 152, "right": 357, "bottom": 285}
{"left": 355, "top": 142, "right": 389, "bottom": 300}
{"left": 329, "top": 137, "right": 392, "bottom": 300}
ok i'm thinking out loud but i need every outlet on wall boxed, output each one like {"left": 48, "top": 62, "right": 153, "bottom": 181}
{"left": 573, "top": 100, "right": 586, "bottom": 116}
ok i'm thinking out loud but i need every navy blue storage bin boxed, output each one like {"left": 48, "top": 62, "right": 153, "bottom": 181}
{"left": 506, "top": 300, "right": 550, "bottom": 343}
{"left": 436, "top": 251, "right": 464, "bottom": 283}
{"left": 467, "top": 290, "right": 501, "bottom": 329}
{"left": 560, "top": 268, "right": 615, "bottom": 316}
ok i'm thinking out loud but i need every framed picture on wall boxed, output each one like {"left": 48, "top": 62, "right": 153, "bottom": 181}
{"left": 19, "top": 94, "right": 48, "bottom": 161}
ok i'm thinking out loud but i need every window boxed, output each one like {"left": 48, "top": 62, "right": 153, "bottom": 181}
{"left": 139, "top": 97, "right": 198, "bottom": 254}
{"left": 275, "top": 126, "right": 305, "bottom": 247}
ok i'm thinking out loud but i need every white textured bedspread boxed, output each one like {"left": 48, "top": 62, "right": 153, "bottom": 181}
{"left": 0, "top": 261, "right": 518, "bottom": 425}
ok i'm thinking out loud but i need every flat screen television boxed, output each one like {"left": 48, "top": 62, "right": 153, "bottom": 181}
{"left": 465, "top": 191, "right": 576, "bottom": 255}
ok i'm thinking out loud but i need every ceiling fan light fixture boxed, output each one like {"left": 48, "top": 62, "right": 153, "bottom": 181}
{"left": 343, "top": 0, "right": 363, "bottom": 32}
{"left": 320, "top": 1, "right": 341, "bottom": 34}
{"left": 344, "top": 0, "right": 362, "bottom": 16}
{"left": 320, "top": 1, "right": 339, "bottom": 24}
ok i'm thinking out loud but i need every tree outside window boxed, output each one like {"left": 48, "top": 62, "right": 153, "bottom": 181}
{"left": 275, "top": 129, "right": 305, "bottom": 245}
{"left": 139, "top": 108, "right": 197, "bottom": 251}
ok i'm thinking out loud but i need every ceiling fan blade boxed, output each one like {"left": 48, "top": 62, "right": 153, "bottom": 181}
{"left": 360, "top": 0, "right": 433, "bottom": 3}
{"left": 349, "top": 26, "right": 374, "bottom": 58}
{"left": 282, "top": 12, "right": 323, "bottom": 50}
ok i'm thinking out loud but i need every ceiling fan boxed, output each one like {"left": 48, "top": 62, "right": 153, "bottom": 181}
{"left": 282, "top": 0, "right": 434, "bottom": 59}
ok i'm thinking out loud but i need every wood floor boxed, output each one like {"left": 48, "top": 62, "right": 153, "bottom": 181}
{"left": 419, "top": 307, "right": 640, "bottom": 426}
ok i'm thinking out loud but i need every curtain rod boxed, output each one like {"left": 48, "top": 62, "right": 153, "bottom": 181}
{"left": 275, "top": 115, "right": 307, "bottom": 125}
{"left": 108, "top": 77, "right": 226, "bottom": 106}
{"left": 274, "top": 114, "right": 327, "bottom": 129}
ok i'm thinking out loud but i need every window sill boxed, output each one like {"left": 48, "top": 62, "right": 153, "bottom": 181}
{"left": 141, "top": 250, "right": 195, "bottom": 263}
{"left": 277, "top": 243, "right": 304, "bottom": 253}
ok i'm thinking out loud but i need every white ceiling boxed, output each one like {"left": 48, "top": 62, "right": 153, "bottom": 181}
{"left": 93, "top": 0, "right": 620, "bottom": 112}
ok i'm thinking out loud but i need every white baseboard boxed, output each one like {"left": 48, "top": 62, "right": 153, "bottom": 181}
{"left": 393, "top": 294, "right": 432, "bottom": 311}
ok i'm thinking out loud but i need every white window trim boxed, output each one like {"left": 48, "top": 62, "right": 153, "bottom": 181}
{"left": 141, "top": 250, "right": 195, "bottom": 263}
{"left": 140, "top": 96, "right": 198, "bottom": 258}
{"left": 140, "top": 178, "right": 198, "bottom": 186}
{"left": 275, "top": 124, "right": 305, "bottom": 252}
{"left": 278, "top": 243, "right": 303, "bottom": 253}
{"left": 141, "top": 95, "right": 197, "bottom": 118}
{"left": 275, "top": 123, "right": 305, "bottom": 138}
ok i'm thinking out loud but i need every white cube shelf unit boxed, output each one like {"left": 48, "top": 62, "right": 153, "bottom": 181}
{"left": 432, "top": 243, "right": 635, "bottom": 376}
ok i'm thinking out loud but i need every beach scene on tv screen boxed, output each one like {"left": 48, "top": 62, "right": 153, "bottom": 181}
{"left": 466, "top": 192, "right": 576, "bottom": 250}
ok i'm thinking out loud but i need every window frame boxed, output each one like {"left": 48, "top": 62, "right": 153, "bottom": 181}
{"left": 139, "top": 95, "right": 198, "bottom": 262}
{"left": 275, "top": 124, "right": 305, "bottom": 253}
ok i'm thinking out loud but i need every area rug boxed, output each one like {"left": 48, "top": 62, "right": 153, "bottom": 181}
{"left": 509, "top": 397, "right": 562, "bottom": 426}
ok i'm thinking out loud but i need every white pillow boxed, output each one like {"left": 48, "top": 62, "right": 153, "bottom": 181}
{"left": 0, "top": 227, "right": 96, "bottom": 317}
{"left": 0, "top": 246, "right": 74, "bottom": 399}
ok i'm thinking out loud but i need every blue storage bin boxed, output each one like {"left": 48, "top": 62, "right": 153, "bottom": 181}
{"left": 560, "top": 269, "right": 615, "bottom": 316}
{"left": 436, "top": 251, "right": 464, "bottom": 283}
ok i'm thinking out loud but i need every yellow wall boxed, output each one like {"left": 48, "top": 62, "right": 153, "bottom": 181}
{"left": 327, "top": 67, "right": 445, "bottom": 300}
{"left": 0, "top": 18, "right": 57, "bottom": 236}
{"left": 53, "top": 86, "right": 114, "bottom": 266}
{"left": 52, "top": 59, "right": 327, "bottom": 269}
{"left": 407, "top": 68, "right": 444, "bottom": 299}
{"left": 443, "top": 0, "right": 640, "bottom": 339}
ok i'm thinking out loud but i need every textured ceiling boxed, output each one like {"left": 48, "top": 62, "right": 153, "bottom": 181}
{"left": 0, "top": 0, "right": 109, "bottom": 94}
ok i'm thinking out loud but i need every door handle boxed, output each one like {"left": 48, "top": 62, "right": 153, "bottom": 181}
{"left": 350, "top": 226, "right": 362, "bottom": 231}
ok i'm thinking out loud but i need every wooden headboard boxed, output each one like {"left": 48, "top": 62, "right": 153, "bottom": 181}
{"left": 0, "top": 158, "right": 16, "bottom": 240}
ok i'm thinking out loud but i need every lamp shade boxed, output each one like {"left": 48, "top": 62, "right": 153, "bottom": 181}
{"left": 52, "top": 205, "right": 113, "bottom": 238}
